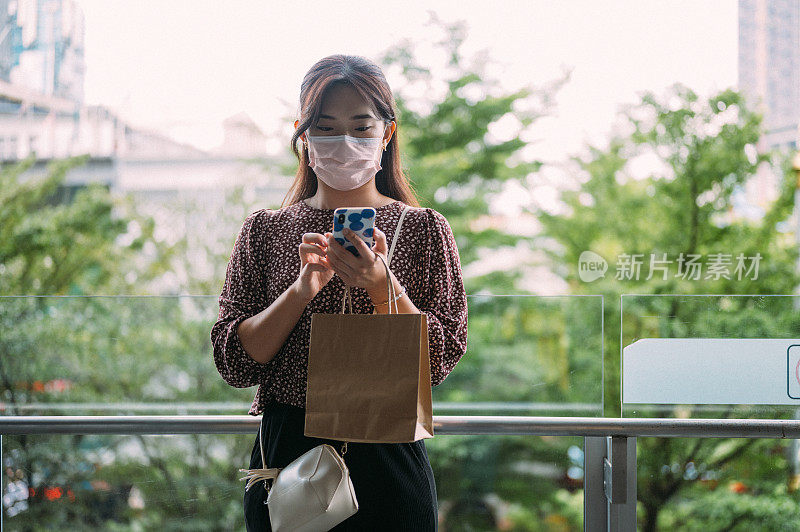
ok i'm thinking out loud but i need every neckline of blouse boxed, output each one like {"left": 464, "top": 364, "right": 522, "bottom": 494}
{"left": 299, "top": 199, "right": 403, "bottom": 213}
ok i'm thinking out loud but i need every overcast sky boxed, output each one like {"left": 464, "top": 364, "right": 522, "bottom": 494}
{"left": 73, "top": 0, "right": 738, "bottom": 166}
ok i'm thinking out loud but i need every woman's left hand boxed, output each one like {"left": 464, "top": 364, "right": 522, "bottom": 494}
{"left": 325, "top": 227, "right": 388, "bottom": 291}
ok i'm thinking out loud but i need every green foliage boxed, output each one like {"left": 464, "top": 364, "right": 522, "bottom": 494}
{"left": 659, "top": 486, "right": 800, "bottom": 531}
{"left": 0, "top": 154, "right": 175, "bottom": 296}
{"left": 0, "top": 156, "right": 255, "bottom": 528}
{"left": 376, "top": 14, "right": 567, "bottom": 287}
{"left": 535, "top": 82, "right": 800, "bottom": 530}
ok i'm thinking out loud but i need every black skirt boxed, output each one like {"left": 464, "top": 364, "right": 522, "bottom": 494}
{"left": 243, "top": 400, "right": 438, "bottom": 531}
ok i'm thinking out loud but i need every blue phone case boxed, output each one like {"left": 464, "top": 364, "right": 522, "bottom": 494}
{"left": 332, "top": 207, "right": 376, "bottom": 257}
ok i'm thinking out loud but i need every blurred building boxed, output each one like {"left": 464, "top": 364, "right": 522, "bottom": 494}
{"left": 0, "top": 79, "right": 208, "bottom": 163}
{"left": 0, "top": 0, "right": 14, "bottom": 80}
{"left": 0, "top": 0, "right": 86, "bottom": 103}
{"left": 212, "top": 112, "right": 268, "bottom": 158}
{"left": 738, "top": 0, "right": 800, "bottom": 209}
{"left": 0, "top": 1, "right": 286, "bottom": 296}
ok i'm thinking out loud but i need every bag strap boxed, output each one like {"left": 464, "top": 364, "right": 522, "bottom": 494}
{"left": 376, "top": 253, "right": 397, "bottom": 314}
{"left": 340, "top": 204, "right": 410, "bottom": 314}
{"left": 238, "top": 414, "right": 280, "bottom": 492}
{"left": 388, "top": 205, "right": 411, "bottom": 267}
{"left": 239, "top": 414, "right": 350, "bottom": 493}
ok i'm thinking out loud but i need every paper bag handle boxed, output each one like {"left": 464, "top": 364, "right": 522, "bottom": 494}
{"left": 340, "top": 253, "right": 396, "bottom": 314}
{"left": 378, "top": 253, "right": 398, "bottom": 314}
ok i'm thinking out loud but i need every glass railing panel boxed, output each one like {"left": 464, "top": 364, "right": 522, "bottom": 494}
{"left": 434, "top": 294, "right": 604, "bottom": 417}
{"left": 0, "top": 295, "right": 254, "bottom": 416}
{"left": 1, "top": 433, "right": 586, "bottom": 531}
{"left": 621, "top": 294, "right": 800, "bottom": 530}
{"left": 621, "top": 294, "right": 800, "bottom": 418}
{"left": 1, "top": 293, "right": 603, "bottom": 529}
{"left": 0, "top": 294, "right": 604, "bottom": 416}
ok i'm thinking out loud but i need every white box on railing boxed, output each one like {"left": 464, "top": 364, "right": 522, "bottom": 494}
{"left": 623, "top": 338, "right": 800, "bottom": 405}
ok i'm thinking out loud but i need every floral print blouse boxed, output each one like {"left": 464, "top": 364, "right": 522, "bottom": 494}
{"left": 210, "top": 199, "right": 468, "bottom": 415}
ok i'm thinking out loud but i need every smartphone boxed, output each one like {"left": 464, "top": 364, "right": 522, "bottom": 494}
{"left": 332, "top": 207, "right": 376, "bottom": 257}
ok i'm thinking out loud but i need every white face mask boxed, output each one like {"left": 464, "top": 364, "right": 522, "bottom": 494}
{"left": 306, "top": 129, "right": 386, "bottom": 191}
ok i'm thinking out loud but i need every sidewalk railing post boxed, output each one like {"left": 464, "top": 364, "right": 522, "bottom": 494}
{"left": 584, "top": 436, "right": 607, "bottom": 531}
{"left": 584, "top": 436, "right": 636, "bottom": 531}
{"left": 605, "top": 436, "right": 636, "bottom": 531}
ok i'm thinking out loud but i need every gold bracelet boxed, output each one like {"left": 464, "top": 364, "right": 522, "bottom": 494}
{"left": 373, "top": 285, "right": 406, "bottom": 307}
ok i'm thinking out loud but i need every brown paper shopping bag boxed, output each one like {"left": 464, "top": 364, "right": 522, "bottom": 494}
{"left": 305, "top": 254, "right": 434, "bottom": 443}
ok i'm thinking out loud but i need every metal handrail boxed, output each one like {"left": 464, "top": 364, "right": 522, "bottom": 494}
{"left": 2, "top": 415, "right": 800, "bottom": 438}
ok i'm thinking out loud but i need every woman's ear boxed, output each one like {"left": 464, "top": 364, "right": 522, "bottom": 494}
{"left": 384, "top": 120, "right": 396, "bottom": 146}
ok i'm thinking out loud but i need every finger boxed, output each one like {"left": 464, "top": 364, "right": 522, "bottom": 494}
{"left": 323, "top": 232, "right": 336, "bottom": 251}
{"left": 303, "top": 262, "right": 330, "bottom": 274}
{"left": 326, "top": 234, "right": 358, "bottom": 275}
{"left": 302, "top": 232, "right": 328, "bottom": 248}
{"left": 298, "top": 243, "right": 327, "bottom": 259}
{"left": 343, "top": 228, "right": 372, "bottom": 259}
{"left": 302, "top": 257, "right": 333, "bottom": 270}
{"left": 326, "top": 243, "right": 356, "bottom": 276}
{"left": 372, "top": 227, "right": 387, "bottom": 254}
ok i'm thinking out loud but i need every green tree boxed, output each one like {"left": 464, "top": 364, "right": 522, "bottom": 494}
{"left": 0, "top": 154, "right": 173, "bottom": 296}
{"left": 378, "top": 13, "right": 567, "bottom": 291}
{"left": 0, "top": 155, "right": 257, "bottom": 529}
{"left": 535, "top": 83, "right": 800, "bottom": 530}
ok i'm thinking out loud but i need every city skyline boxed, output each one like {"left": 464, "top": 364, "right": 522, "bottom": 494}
{"left": 737, "top": 0, "right": 800, "bottom": 211}
{"left": 738, "top": 0, "right": 799, "bottom": 152}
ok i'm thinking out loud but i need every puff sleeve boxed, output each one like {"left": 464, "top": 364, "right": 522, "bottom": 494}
{"left": 210, "top": 210, "right": 274, "bottom": 388}
{"left": 418, "top": 208, "right": 469, "bottom": 386}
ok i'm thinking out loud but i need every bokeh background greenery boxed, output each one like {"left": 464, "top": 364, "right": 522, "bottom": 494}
{"left": 4, "top": 18, "right": 800, "bottom": 532}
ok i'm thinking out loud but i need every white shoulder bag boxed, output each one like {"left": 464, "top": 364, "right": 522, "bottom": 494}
{"left": 239, "top": 414, "right": 358, "bottom": 531}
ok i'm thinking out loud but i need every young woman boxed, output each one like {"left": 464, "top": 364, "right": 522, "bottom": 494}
{"left": 211, "top": 54, "right": 468, "bottom": 531}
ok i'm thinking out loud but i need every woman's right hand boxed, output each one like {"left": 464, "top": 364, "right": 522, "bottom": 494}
{"left": 293, "top": 232, "right": 335, "bottom": 302}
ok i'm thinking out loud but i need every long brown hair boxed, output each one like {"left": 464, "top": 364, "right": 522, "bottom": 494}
{"left": 281, "top": 54, "right": 420, "bottom": 208}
